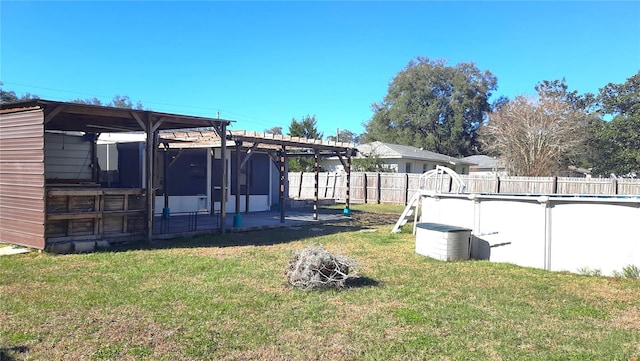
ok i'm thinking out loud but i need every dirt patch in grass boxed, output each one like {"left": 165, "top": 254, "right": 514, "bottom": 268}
{"left": 610, "top": 306, "right": 640, "bottom": 331}
{"left": 6, "top": 306, "right": 183, "bottom": 360}
{"left": 560, "top": 277, "right": 640, "bottom": 304}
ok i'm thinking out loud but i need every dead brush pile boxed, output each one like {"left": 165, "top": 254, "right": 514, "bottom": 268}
{"left": 285, "top": 244, "right": 359, "bottom": 290}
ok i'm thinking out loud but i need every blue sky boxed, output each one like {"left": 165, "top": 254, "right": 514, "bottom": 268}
{"left": 2, "top": 1, "right": 639, "bottom": 137}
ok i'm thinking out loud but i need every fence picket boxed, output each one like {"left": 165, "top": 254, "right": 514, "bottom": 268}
{"left": 288, "top": 172, "right": 640, "bottom": 204}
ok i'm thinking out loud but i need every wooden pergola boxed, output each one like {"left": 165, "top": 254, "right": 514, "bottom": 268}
{"left": 158, "top": 130, "right": 357, "bottom": 227}
{"left": 226, "top": 130, "right": 357, "bottom": 223}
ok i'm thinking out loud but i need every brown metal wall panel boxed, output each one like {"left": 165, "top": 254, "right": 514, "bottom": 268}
{"left": 0, "top": 109, "right": 46, "bottom": 249}
{"left": 0, "top": 184, "right": 45, "bottom": 199}
{"left": 0, "top": 173, "right": 45, "bottom": 187}
{"left": 0, "top": 124, "right": 45, "bottom": 140}
{"left": 0, "top": 218, "right": 44, "bottom": 234}
{"left": 0, "top": 162, "right": 45, "bottom": 174}
{"left": 0, "top": 150, "right": 45, "bottom": 162}
{"left": 0, "top": 197, "right": 43, "bottom": 212}
{"left": 0, "top": 206, "right": 44, "bottom": 224}
{"left": 0, "top": 229, "right": 44, "bottom": 249}
{"left": 0, "top": 137, "right": 45, "bottom": 152}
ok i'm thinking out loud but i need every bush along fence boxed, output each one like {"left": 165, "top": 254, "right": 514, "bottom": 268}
{"left": 288, "top": 172, "right": 640, "bottom": 205}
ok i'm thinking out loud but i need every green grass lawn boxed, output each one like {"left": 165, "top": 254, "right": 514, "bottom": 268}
{"left": 1, "top": 205, "right": 639, "bottom": 360}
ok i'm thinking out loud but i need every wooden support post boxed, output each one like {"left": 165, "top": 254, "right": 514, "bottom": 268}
{"left": 245, "top": 160, "right": 250, "bottom": 214}
{"left": 344, "top": 150, "right": 352, "bottom": 216}
{"left": 93, "top": 194, "right": 100, "bottom": 235}
{"left": 611, "top": 178, "right": 619, "bottom": 195}
{"left": 314, "top": 150, "right": 319, "bottom": 221}
{"left": 220, "top": 122, "right": 227, "bottom": 233}
{"left": 552, "top": 176, "right": 558, "bottom": 194}
{"left": 234, "top": 143, "right": 241, "bottom": 214}
{"left": 279, "top": 147, "right": 286, "bottom": 223}
{"left": 495, "top": 176, "right": 501, "bottom": 194}
{"left": 145, "top": 117, "right": 157, "bottom": 243}
{"left": 163, "top": 147, "right": 169, "bottom": 216}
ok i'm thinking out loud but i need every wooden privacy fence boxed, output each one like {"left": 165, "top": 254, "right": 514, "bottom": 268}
{"left": 288, "top": 172, "right": 640, "bottom": 205}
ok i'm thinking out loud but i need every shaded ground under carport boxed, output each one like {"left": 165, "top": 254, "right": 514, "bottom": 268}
{"left": 153, "top": 207, "right": 352, "bottom": 238}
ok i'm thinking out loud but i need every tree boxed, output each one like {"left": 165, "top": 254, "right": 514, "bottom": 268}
{"left": 352, "top": 153, "right": 392, "bottom": 172}
{"left": 264, "top": 126, "right": 283, "bottom": 135}
{"left": 71, "top": 97, "right": 103, "bottom": 105}
{"left": 589, "top": 71, "right": 640, "bottom": 176}
{"left": 326, "top": 129, "right": 361, "bottom": 145}
{"left": 288, "top": 115, "right": 323, "bottom": 140}
{"left": 0, "top": 82, "right": 39, "bottom": 104}
{"left": 533, "top": 78, "right": 600, "bottom": 172}
{"left": 72, "top": 94, "right": 144, "bottom": 109}
{"left": 287, "top": 115, "right": 324, "bottom": 172}
{"left": 480, "top": 96, "right": 589, "bottom": 176}
{"left": 363, "top": 57, "right": 497, "bottom": 157}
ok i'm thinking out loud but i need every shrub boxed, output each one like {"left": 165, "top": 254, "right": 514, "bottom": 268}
{"left": 613, "top": 264, "right": 640, "bottom": 279}
{"left": 285, "top": 244, "right": 358, "bottom": 290}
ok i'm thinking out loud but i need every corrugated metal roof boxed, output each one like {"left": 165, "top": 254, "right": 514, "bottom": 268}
{"left": 0, "top": 99, "right": 233, "bottom": 133}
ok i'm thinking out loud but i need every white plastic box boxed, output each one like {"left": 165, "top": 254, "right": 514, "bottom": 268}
{"left": 415, "top": 223, "right": 472, "bottom": 261}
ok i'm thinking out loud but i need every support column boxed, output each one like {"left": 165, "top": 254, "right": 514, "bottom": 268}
{"left": 314, "top": 149, "right": 319, "bottom": 221}
{"left": 279, "top": 147, "right": 286, "bottom": 223}
{"left": 344, "top": 149, "right": 352, "bottom": 217}
{"left": 233, "top": 143, "right": 242, "bottom": 227}
{"left": 145, "top": 120, "right": 157, "bottom": 242}
{"left": 162, "top": 145, "right": 169, "bottom": 219}
{"left": 245, "top": 160, "right": 250, "bottom": 214}
{"left": 220, "top": 122, "right": 227, "bottom": 233}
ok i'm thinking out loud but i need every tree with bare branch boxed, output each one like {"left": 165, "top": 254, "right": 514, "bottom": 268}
{"left": 480, "top": 96, "right": 588, "bottom": 176}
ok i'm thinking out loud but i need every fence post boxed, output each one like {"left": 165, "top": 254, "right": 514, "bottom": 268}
{"left": 298, "top": 171, "right": 303, "bottom": 198}
{"left": 611, "top": 178, "right": 619, "bottom": 195}
{"left": 552, "top": 176, "right": 558, "bottom": 194}
{"left": 377, "top": 173, "right": 381, "bottom": 204}
{"left": 495, "top": 177, "right": 501, "bottom": 194}
{"left": 363, "top": 173, "right": 368, "bottom": 204}
{"left": 404, "top": 173, "right": 409, "bottom": 205}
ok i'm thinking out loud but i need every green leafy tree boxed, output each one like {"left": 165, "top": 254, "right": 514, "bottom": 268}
{"left": 589, "top": 71, "right": 640, "bottom": 176}
{"left": 363, "top": 57, "right": 497, "bottom": 157}
{"left": 71, "top": 97, "right": 103, "bottom": 105}
{"left": 264, "top": 126, "right": 283, "bottom": 135}
{"left": 288, "top": 115, "right": 323, "bottom": 140}
{"left": 0, "top": 82, "right": 39, "bottom": 104}
{"left": 72, "top": 94, "right": 144, "bottom": 109}
{"left": 352, "top": 153, "right": 393, "bottom": 172}
{"left": 288, "top": 115, "right": 323, "bottom": 172}
{"left": 326, "top": 129, "right": 361, "bottom": 145}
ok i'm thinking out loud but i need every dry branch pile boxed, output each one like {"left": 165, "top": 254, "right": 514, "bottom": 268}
{"left": 285, "top": 245, "right": 358, "bottom": 290}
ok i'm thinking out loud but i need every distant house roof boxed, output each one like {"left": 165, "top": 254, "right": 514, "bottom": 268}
{"left": 462, "top": 155, "right": 498, "bottom": 169}
{"left": 357, "top": 141, "right": 473, "bottom": 165}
